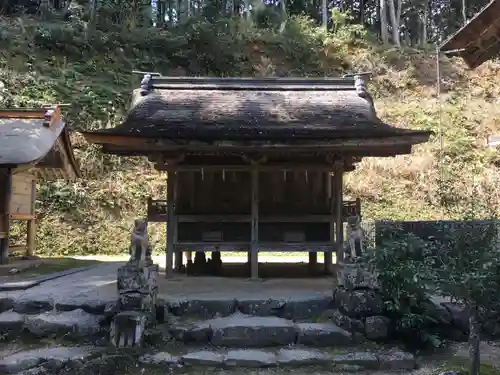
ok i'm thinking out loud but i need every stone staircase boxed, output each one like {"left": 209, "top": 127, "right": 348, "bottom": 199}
{"left": 0, "top": 292, "right": 420, "bottom": 373}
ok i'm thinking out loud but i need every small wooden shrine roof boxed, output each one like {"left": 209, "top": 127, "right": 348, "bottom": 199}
{"left": 440, "top": 0, "right": 500, "bottom": 69}
{"left": 0, "top": 106, "right": 80, "bottom": 180}
{"left": 82, "top": 76, "right": 431, "bottom": 158}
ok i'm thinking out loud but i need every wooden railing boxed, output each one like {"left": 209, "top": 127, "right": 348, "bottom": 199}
{"left": 147, "top": 197, "right": 361, "bottom": 222}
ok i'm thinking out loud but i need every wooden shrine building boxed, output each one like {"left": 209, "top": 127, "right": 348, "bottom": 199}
{"left": 83, "top": 75, "right": 431, "bottom": 278}
{"left": 0, "top": 106, "right": 80, "bottom": 264}
{"left": 440, "top": 0, "right": 500, "bottom": 69}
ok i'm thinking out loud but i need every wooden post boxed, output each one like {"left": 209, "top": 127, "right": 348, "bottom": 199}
{"left": 0, "top": 169, "right": 12, "bottom": 265}
{"left": 27, "top": 220, "right": 36, "bottom": 257}
{"left": 174, "top": 172, "right": 182, "bottom": 272}
{"left": 325, "top": 172, "right": 334, "bottom": 274}
{"left": 334, "top": 161, "right": 344, "bottom": 265}
{"left": 26, "top": 179, "right": 36, "bottom": 257}
{"left": 165, "top": 171, "right": 177, "bottom": 278}
{"left": 308, "top": 252, "right": 318, "bottom": 274}
{"left": 250, "top": 168, "right": 259, "bottom": 279}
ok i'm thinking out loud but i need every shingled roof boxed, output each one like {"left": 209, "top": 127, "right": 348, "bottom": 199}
{"left": 440, "top": 0, "right": 500, "bottom": 69}
{"left": 83, "top": 76, "right": 430, "bottom": 141}
{"left": 0, "top": 106, "right": 80, "bottom": 180}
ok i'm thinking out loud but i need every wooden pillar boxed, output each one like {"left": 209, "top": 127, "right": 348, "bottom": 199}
{"left": 334, "top": 161, "right": 344, "bottom": 265}
{"left": 324, "top": 172, "right": 334, "bottom": 274}
{"left": 26, "top": 179, "right": 36, "bottom": 257}
{"left": 27, "top": 220, "right": 36, "bottom": 257}
{"left": 165, "top": 171, "right": 178, "bottom": 278}
{"left": 250, "top": 168, "right": 259, "bottom": 279}
{"left": 308, "top": 252, "right": 318, "bottom": 274}
{"left": 0, "top": 169, "right": 12, "bottom": 265}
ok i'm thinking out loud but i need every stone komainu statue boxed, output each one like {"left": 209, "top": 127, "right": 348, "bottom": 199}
{"left": 345, "top": 215, "right": 364, "bottom": 260}
{"left": 129, "top": 218, "right": 150, "bottom": 262}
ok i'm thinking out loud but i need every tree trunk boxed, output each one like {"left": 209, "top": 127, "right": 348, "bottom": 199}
{"left": 421, "top": 5, "right": 428, "bottom": 46}
{"left": 321, "top": 0, "right": 327, "bottom": 30}
{"left": 387, "top": 0, "right": 401, "bottom": 46}
{"left": 360, "top": 0, "right": 365, "bottom": 24}
{"left": 469, "top": 303, "right": 481, "bottom": 375}
{"left": 379, "top": 0, "right": 389, "bottom": 44}
{"left": 279, "top": 0, "right": 288, "bottom": 32}
{"left": 462, "top": 0, "right": 467, "bottom": 25}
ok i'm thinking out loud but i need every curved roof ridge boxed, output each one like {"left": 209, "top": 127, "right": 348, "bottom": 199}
{"left": 0, "top": 106, "right": 80, "bottom": 179}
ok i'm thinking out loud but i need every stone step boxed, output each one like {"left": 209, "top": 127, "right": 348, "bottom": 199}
{"left": 139, "top": 347, "right": 417, "bottom": 371}
{"left": 0, "top": 346, "right": 101, "bottom": 374}
{"left": 1, "top": 292, "right": 334, "bottom": 321}
{"left": 0, "top": 345, "right": 417, "bottom": 374}
{"left": 164, "top": 312, "right": 357, "bottom": 347}
{"left": 162, "top": 292, "right": 333, "bottom": 320}
{"left": 0, "top": 309, "right": 106, "bottom": 340}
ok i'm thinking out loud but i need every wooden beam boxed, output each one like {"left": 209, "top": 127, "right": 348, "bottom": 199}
{"left": 0, "top": 169, "right": 12, "bottom": 264}
{"left": 156, "top": 164, "right": 337, "bottom": 172}
{"left": 174, "top": 242, "right": 334, "bottom": 252}
{"left": 84, "top": 132, "right": 429, "bottom": 153}
{"left": 9, "top": 213, "right": 36, "bottom": 221}
{"left": 250, "top": 169, "right": 259, "bottom": 279}
{"left": 334, "top": 161, "right": 344, "bottom": 265}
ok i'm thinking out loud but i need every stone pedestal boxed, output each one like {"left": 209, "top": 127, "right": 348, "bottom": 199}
{"left": 336, "top": 262, "right": 379, "bottom": 291}
{"left": 111, "top": 261, "right": 159, "bottom": 347}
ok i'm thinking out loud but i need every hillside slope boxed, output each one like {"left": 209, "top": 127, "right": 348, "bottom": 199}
{"left": 1, "top": 15, "right": 500, "bottom": 256}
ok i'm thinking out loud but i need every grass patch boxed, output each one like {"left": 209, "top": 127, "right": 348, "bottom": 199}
{"left": 0, "top": 257, "right": 100, "bottom": 278}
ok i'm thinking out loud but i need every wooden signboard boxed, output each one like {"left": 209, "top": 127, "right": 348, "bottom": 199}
{"left": 147, "top": 198, "right": 168, "bottom": 222}
{"left": 9, "top": 172, "right": 36, "bottom": 220}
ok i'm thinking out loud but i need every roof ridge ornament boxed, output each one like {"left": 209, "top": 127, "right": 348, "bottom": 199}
{"left": 343, "top": 72, "right": 376, "bottom": 118}
{"left": 132, "top": 71, "right": 161, "bottom": 96}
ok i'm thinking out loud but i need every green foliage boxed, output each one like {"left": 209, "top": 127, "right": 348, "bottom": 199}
{"left": 0, "top": 8, "right": 499, "bottom": 256}
{"left": 364, "top": 226, "right": 441, "bottom": 348}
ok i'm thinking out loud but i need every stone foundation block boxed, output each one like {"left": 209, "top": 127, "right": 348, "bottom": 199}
{"left": 334, "top": 288, "right": 384, "bottom": 318}
{"left": 117, "top": 264, "right": 158, "bottom": 294}
{"left": 119, "top": 290, "right": 157, "bottom": 314}
{"left": 336, "top": 263, "right": 379, "bottom": 291}
{"left": 297, "top": 322, "right": 352, "bottom": 346}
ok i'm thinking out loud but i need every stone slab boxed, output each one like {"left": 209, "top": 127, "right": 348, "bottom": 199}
{"left": 378, "top": 350, "right": 416, "bottom": 370}
{"left": 13, "top": 300, "right": 53, "bottom": 314}
{"left": 329, "top": 309, "right": 365, "bottom": 333}
{"left": 55, "top": 297, "right": 113, "bottom": 315}
{"left": 181, "top": 351, "right": 224, "bottom": 366}
{"left": 208, "top": 313, "right": 297, "bottom": 347}
{"left": 276, "top": 348, "right": 332, "bottom": 366}
{"left": 279, "top": 293, "right": 333, "bottom": 320}
{"left": 165, "top": 296, "right": 237, "bottom": 318}
{"left": 139, "top": 352, "right": 180, "bottom": 365}
{"left": 24, "top": 309, "right": 103, "bottom": 337}
{"left": 167, "top": 321, "right": 211, "bottom": 344}
{"left": 0, "top": 310, "right": 25, "bottom": 337}
{"left": 224, "top": 349, "right": 277, "bottom": 367}
{"left": 237, "top": 297, "right": 287, "bottom": 317}
{"left": 0, "top": 297, "right": 14, "bottom": 313}
{"left": 333, "top": 352, "right": 379, "bottom": 370}
{"left": 0, "top": 346, "right": 97, "bottom": 374}
{"left": 296, "top": 322, "right": 352, "bottom": 346}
